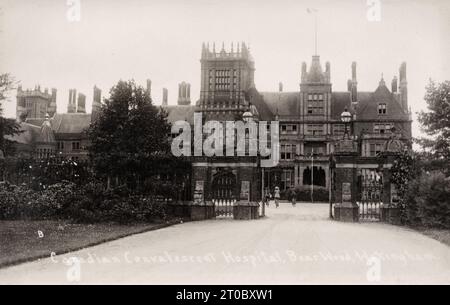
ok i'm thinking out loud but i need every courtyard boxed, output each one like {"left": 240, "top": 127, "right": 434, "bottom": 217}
{"left": 0, "top": 202, "right": 449, "bottom": 284}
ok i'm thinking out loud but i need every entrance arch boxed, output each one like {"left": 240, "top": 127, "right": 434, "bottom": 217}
{"left": 303, "top": 166, "right": 326, "bottom": 187}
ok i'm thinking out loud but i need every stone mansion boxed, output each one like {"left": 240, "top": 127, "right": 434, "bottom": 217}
{"left": 9, "top": 42, "right": 412, "bottom": 195}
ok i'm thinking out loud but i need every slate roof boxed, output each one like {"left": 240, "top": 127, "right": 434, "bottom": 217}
{"left": 331, "top": 92, "right": 351, "bottom": 120}
{"left": 51, "top": 113, "right": 92, "bottom": 134}
{"left": 258, "top": 92, "right": 300, "bottom": 118}
{"left": 5, "top": 122, "right": 40, "bottom": 145}
{"left": 25, "top": 113, "right": 92, "bottom": 134}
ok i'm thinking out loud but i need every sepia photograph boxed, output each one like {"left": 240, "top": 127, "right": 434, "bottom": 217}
{"left": 0, "top": 0, "right": 449, "bottom": 292}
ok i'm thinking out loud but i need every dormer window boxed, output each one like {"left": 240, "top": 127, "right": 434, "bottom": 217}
{"left": 378, "top": 103, "right": 387, "bottom": 115}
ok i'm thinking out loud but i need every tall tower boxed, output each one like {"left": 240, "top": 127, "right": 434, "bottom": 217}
{"left": 300, "top": 55, "right": 332, "bottom": 121}
{"left": 399, "top": 62, "right": 408, "bottom": 112}
{"left": 68, "top": 89, "right": 77, "bottom": 113}
{"left": 178, "top": 82, "right": 191, "bottom": 105}
{"left": 92, "top": 86, "right": 102, "bottom": 121}
{"left": 16, "top": 85, "right": 54, "bottom": 121}
{"left": 199, "top": 42, "right": 255, "bottom": 120}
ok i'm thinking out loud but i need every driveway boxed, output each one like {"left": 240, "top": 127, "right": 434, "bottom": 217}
{"left": 1, "top": 203, "right": 449, "bottom": 284}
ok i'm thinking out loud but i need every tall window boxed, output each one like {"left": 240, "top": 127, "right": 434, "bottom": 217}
{"left": 281, "top": 144, "right": 295, "bottom": 160}
{"left": 281, "top": 124, "right": 298, "bottom": 134}
{"left": 215, "top": 69, "right": 231, "bottom": 91}
{"left": 307, "top": 93, "right": 324, "bottom": 115}
{"left": 57, "top": 141, "right": 64, "bottom": 150}
{"left": 369, "top": 143, "right": 384, "bottom": 156}
{"left": 72, "top": 141, "right": 81, "bottom": 150}
{"left": 378, "top": 103, "right": 387, "bottom": 114}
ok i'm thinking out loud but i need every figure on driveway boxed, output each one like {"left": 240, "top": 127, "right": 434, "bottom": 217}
{"left": 274, "top": 186, "right": 280, "bottom": 208}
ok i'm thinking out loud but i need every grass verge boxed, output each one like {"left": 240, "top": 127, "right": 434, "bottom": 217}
{"left": 0, "top": 219, "right": 180, "bottom": 268}
{"left": 420, "top": 228, "right": 450, "bottom": 247}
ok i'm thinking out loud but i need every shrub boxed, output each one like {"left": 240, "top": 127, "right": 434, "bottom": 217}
{"left": 404, "top": 171, "right": 450, "bottom": 229}
{"left": 280, "top": 186, "right": 329, "bottom": 202}
{"left": 0, "top": 181, "right": 168, "bottom": 223}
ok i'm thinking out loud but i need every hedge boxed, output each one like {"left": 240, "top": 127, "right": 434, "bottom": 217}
{"left": 0, "top": 181, "right": 167, "bottom": 224}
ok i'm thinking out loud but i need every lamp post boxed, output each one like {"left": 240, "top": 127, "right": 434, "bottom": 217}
{"left": 310, "top": 148, "right": 314, "bottom": 203}
{"left": 341, "top": 108, "right": 352, "bottom": 139}
{"left": 0, "top": 149, "right": 5, "bottom": 182}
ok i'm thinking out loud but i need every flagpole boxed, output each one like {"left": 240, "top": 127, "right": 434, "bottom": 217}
{"left": 314, "top": 12, "right": 318, "bottom": 55}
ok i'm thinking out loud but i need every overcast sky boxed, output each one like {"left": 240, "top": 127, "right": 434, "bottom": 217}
{"left": 1, "top": 0, "right": 449, "bottom": 137}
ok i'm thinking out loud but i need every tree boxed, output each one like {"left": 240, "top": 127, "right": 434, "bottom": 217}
{"left": 418, "top": 79, "right": 450, "bottom": 160}
{"left": 88, "top": 80, "right": 171, "bottom": 187}
{"left": 0, "top": 73, "right": 21, "bottom": 156}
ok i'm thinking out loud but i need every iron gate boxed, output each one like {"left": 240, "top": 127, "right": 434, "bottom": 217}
{"left": 357, "top": 169, "right": 383, "bottom": 221}
{"left": 211, "top": 171, "right": 236, "bottom": 218}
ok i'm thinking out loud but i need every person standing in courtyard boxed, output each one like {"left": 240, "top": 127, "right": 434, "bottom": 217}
{"left": 274, "top": 186, "right": 280, "bottom": 208}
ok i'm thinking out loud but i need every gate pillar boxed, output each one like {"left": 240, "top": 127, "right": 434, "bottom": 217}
{"left": 332, "top": 139, "right": 359, "bottom": 222}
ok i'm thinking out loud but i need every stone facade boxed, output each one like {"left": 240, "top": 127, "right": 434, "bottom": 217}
{"left": 10, "top": 43, "right": 413, "bottom": 209}
{"left": 164, "top": 43, "right": 412, "bottom": 203}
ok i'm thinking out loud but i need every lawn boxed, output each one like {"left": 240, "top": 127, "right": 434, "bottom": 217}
{"left": 0, "top": 220, "right": 178, "bottom": 268}
{"left": 421, "top": 228, "right": 450, "bottom": 247}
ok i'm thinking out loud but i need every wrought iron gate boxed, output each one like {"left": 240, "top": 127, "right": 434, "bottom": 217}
{"left": 357, "top": 169, "right": 383, "bottom": 221}
{"left": 211, "top": 171, "right": 236, "bottom": 218}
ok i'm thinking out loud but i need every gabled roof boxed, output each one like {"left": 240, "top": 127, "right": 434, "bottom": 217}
{"left": 355, "top": 84, "right": 409, "bottom": 121}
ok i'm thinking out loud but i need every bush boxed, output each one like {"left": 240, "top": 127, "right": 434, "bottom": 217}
{"left": 404, "top": 171, "right": 450, "bottom": 229}
{"left": 0, "top": 181, "right": 168, "bottom": 223}
{"left": 280, "top": 186, "right": 329, "bottom": 202}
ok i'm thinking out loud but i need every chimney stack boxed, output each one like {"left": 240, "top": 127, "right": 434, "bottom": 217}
{"left": 177, "top": 82, "right": 191, "bottom": 105}
{"left": 146, "top": 79, "right": 152, "bottom": 98}
{"left": 162, "top": 88, "right": 168, "bottom": 106}
{"left": 92, "top": 86, "right": 102, "bottom": 121}
{"left": 399, "top": 62, "right": 408, "bottom": 111}
{"left": 301, "top": 62, "right": 307, "bottom": 83}
{"left": 391, "top": 76, "right": 398, "bottom": 93}
{"left": 68, "top": 89, "right": 77, "bottom": 113}
{"left": 77, "top": 93, "right": 86, "bottom": 113}
{"left": 48, "top": 88, "right": 57, "bottom": 117}
{"left": 279, "top": 82, "right": 283, "bottom": 92}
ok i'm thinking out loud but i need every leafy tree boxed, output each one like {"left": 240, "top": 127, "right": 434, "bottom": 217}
{"left": 88, "top": 80, "right": 171, "bottom": 187}
{"left": 418, "top": 80, "right": 450, "bottom": 160}
{"left": 0, "top": 73, "right": 21, "bottom": 156}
